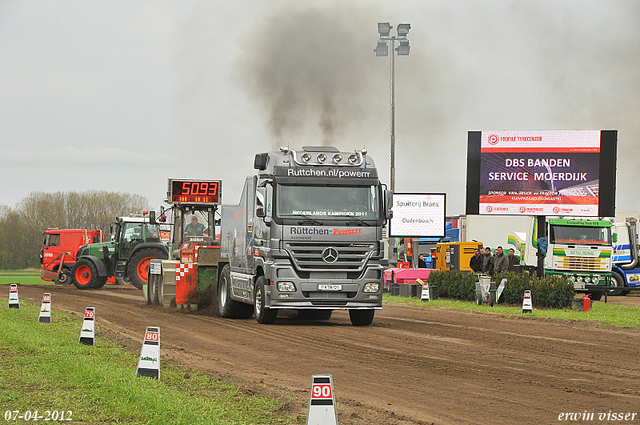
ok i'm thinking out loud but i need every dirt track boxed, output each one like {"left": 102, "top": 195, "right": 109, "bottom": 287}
{"left": 7, "top": 284, "right": 640, "bottom": 425}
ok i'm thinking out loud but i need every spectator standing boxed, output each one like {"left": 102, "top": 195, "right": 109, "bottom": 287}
{"left": 482, "top": 247, "right": 494, "bottom": 276}
{"left": 493, "top": 246, "right": 509, "bottom": 273}
{"left": 507, "top": 248, "right": 519, "bottom": 271}
{"left": 469, "top": 248, "right": 483, "bottom": 272}
{"left": 418, "top": 253, "right": 427, "bottom": 268}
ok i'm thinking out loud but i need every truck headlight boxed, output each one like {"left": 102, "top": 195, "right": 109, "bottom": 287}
{"left": 569, "top": 275, "right": 576, "bottom": 282}
{"left": 363, "top": 282, "right": 380, "bottom": 293}
{"left": 577, "top": 276, "right": 583, "bottom": 282}
{"left": 584, "top": 276, "right": 591, "bottom": 283}
{"left": 277, "top": 282, "right": 296, "bottom": 292}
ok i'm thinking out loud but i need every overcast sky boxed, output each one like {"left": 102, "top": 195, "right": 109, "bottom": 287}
{"left": 2, "top": 0, "right": 639, "bottom": 215}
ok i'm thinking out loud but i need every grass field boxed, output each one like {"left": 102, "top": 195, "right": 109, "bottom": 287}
{"left": 0, "top": 269, "right": 51, "bottom": 286}
{"left": 0, "top": 300, "right": 300, "bottom": 425}
{"left": 383, "top": 294, "right": 640, "bottom": 328}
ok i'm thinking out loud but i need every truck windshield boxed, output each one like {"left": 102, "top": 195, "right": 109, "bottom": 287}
{"left": 549, "top": 225, "right": 611, "bottom": 246}
{"left": 275, "top": 185, "right": 380, "bottom": 220}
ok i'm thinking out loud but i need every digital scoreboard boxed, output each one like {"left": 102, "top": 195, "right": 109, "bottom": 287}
{"left": 465, "top": 130, "right": 617, "bottom": 217}
{"left": 168, "top": 179, "right": 221, "bottom": 205}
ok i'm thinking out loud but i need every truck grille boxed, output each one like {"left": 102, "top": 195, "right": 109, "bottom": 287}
{"left": 284, "top": 242, "right": 376, "bottom": 272}
{"left": 556, "top": 256, "right": 608, "bottom": 272}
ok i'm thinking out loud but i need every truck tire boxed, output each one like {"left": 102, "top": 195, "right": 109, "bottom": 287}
{"left": 588, "top": 291, "right": 603, "bottom": 301}
{"left": 72, "top": 258, "right": 106, "bottom": 290}
{"left": 349, "top": 309, "right": 375, "bottom": 326}
{"left": 609, "top": 271, "right": 625, "bottom": 296}
{"left": 254, "top": 276, "right": 277, "bottom": 324}
{"left": 298, "top": 309, "right": 333, "bottom": 320}
{"left": 54, "top": 273, "right": 68, "bottom": 285}
{"left": 55, "top": 267, "right": 73, "bottom": 285}
{"left": 128, "top": 249, "right": 166, "bottom": 290}
{"left": 147, "top": 273, "right": 159, "bottom": 305}
{"left": 218, "top": 265, "right": 253, "bottom": 319}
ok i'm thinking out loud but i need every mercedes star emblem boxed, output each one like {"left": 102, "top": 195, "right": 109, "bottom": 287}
{"left": 322, "top": 247, "right": 339, "bottom": 264}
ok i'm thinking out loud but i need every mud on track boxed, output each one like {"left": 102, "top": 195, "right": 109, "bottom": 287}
{"left": 8, "top": 284, "right": 640, "bottom": 425}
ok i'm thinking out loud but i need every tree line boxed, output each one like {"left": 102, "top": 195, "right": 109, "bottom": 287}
{"left": 0, "top": 191, "right": 150, "bottom": 270}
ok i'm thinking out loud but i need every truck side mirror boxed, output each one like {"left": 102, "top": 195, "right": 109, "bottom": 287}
{"left": 385, "top": 189, "right": 394, "bottom": 219}
{"left": 256, "top": 187, "right": 266, "bottom": 218}
{"left": 149, "top": 210, "right": 156, "bottom": 224}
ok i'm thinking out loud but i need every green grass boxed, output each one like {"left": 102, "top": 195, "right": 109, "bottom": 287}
{"left": 0, "top": 300, "right": 301, "bottom": 425}
{"left": 383, "top": 294, "right": 640, "bottom": 328}
{"left": 0, "top": 269, "right": 51, "bottom": 285}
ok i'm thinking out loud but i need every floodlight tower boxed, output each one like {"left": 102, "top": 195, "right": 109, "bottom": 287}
{"left": 374, "top": 23, "right": 410, "bottom": 193}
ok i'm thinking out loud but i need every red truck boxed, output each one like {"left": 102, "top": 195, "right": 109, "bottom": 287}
{"left": 40, "top": 229, "right": 103, "bottom": 287}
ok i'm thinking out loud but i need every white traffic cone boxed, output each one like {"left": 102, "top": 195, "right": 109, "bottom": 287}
{"left": 136, "top": 327, "right": 160, "bottom": 379}
{"left": 522, "top": 290, "right": 533, "bottom": 313}
{"left": 8, "top": 284, "right": 19, "bottom": 309}
{"left": 38, "top": 293, "right": 51, "bottom": 323}
{"left": 417, "top": 278, "right": 430, "bottom": 301}
{"left": 79, "top": 307, "right": 95, "bottom": 345}
{"left": 306, "top": 374, "right": 338, "bottom": 425}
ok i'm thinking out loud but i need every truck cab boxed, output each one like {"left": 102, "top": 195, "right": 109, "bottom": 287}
{"left": 219, "top": 146, "right": 392, "bottom": 326}
{"left": 40, "top": 229, "right": 103, "bottom": 284}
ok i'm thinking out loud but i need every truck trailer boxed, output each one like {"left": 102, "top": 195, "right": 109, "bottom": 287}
{"left": 218, "top": 146, "right": 392, "bottom": 326}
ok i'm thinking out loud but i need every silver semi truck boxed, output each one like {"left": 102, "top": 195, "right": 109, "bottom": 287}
{"left": 217, "top": 146, "right": 392, "bottom": 326}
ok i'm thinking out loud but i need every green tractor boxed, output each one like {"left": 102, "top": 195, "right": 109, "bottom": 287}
{"left": 72, "top": 212, "right": 169, "bottom": 290}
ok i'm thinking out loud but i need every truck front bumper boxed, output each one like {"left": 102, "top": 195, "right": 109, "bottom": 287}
{"left": 265, "top": 264, "right": 383, "bottom": 309}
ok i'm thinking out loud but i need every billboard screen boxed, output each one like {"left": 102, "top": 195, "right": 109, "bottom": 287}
{"left": 466, "top": 130, "right": 617, "bottom": 217}
{"left": 390, "top": 193, "right": 446, "bottom": 237}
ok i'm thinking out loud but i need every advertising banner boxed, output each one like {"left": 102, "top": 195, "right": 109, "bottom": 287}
{"left": 390, "top": 193, "right": 446, "bottom": 237}
{"left": 477, "top": 131, "right": 602, "bottom": 216}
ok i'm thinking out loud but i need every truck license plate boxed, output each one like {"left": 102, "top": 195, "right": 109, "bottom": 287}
{"left": 318, "top": 284, "right": 342, "bottom": 291}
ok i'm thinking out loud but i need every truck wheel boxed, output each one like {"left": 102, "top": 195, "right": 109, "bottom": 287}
{"left": 128, "top": 249, "right": 166, "bottom": 290}
{"left": 147, "top": 273, "right": 158, "bottom": 305}
{"left": 349, "top": 309, "right": 375, "bottom": 326}
{"left": 588, "top": 291, "right": 603, "bottom": 301}
{"left": 254, "top": 276, "right": 277, "bottom": 324}
{"left": 55, "top": 269, "right": 72, "bottom": 285}
{"left": 218, "top": 265, "right": 253, "bottom": 319}
{"left": 72, "top": 259, "right": 106, "bottom": 290}
{"left": 609, "top": 271, "right": 625, "bottom": 296}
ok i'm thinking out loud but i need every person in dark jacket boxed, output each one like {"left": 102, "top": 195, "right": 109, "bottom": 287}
{"left": 418, "top": 254, "right": 427, "bottom": 268}
{"left": 469, "top": 248, "right": 483, "bottom": 272}
{"left": 493, "top": 246, "right": 509, "bottom": 273}
{"left": 507, "top": 248, "right": 519, "bottom": 271}
{"left": 482, "top": 247, "right": 494, "bottom": 275}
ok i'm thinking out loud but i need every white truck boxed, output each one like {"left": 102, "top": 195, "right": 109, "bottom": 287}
{"left": 465, "top": 215, "right": 613, "bottom": 299}
{"left": 610, "top": 211, "right": 640, "bottom": 295}
{"left": 217, "top": 146, "right": 392, "bottom": 326}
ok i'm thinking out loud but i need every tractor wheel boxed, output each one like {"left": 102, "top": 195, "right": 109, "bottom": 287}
{"left": 609, "top": 271, "right": 625, "bottom": 296}
{"left": 218, "top": 265, "right": 253, "bottom": 319}
{"left": 72, "top": 259, "right": 106, "bottom": 290}
{"left": 128, "top": 249, "right": 166, "bottom": 290}
{"left": 254, "top": 276, "right": 277, "bottom": 324}
{"left": 349, "top": 309, "right": 375, "bottom": 326}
